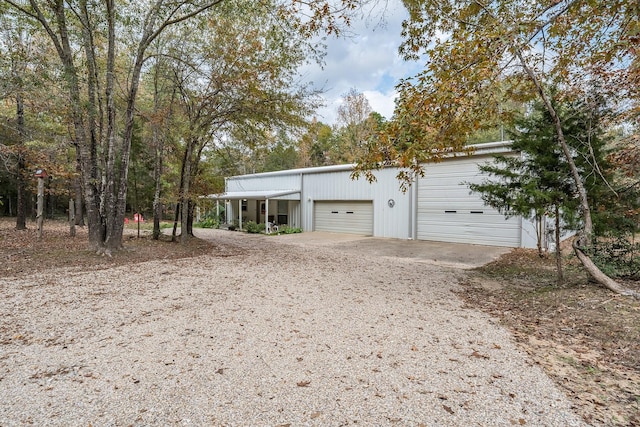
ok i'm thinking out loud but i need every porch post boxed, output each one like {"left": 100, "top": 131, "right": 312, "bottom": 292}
{"left": 238, "top": 199, "right": 242, "bottom": 230}
{"left": 265, "top": 198, "right": 270, "bottom": 234}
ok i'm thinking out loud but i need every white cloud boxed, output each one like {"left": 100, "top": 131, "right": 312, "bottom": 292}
{"left": 299, "top": 0, "right": 422, "bottom": 125}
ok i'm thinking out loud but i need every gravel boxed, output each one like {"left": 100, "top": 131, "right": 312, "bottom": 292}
{"left": 0, "top": 230, "right": 586, "bottom": 426}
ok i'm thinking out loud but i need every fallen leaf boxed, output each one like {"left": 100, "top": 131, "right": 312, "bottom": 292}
{"left": 297, "top": 380, "right": 311, "bottom": 387}
{"left": 310, "top": 411, "right": 322, "bottom": 419}
{"left": 470, "top": 350, "right": 489, "bottom": 359}
{"left": 442, "top": 404, "right": 454, "bottom": 414}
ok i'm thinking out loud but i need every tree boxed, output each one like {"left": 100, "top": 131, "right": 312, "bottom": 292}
{"left": 297, "top": 118, "right": 335, "bottom": 167}
{"left": 335, "top": 88, "right": 374, "bottom": 162}
{"left": 367, "top": 0, "right": 639, "bottom": 297}
{"left": 469, "top": 97, "right": 614, "bottom": 282}
{"left": 161, "top": 0, "right": 321, "bottom": 242}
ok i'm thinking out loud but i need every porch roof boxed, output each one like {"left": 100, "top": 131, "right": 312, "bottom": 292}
{"left": 206, "top": 189, "right": 300, "bottom": 200}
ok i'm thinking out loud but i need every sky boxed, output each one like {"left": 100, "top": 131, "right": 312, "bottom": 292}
{"left": 298, "top": 1, "right": 423, "bottom": 126}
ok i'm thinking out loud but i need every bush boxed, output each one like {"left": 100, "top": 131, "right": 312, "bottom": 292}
{"left": 274, "top": 225, "right": 302, "bottom": 235}
{"left": 195, "top": 217, "right": 219, "bottom": 229}
{"left": 245, "top": 221, "right": 266, "bottom": 234}
{"left": 588, "top": 236, "right": 640, "bottom": 279}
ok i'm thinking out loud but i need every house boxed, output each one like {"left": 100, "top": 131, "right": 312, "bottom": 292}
{"left": 207, "top": 141, "right": 540, "bottom": 248}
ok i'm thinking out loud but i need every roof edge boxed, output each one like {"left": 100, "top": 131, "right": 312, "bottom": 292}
{"left": 227, "top": 140, "right": 513, "bottom": 180}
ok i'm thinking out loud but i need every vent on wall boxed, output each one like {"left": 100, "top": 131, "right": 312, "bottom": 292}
{"left": 444, "top": 210, "right": 457, "bottom": 213}
{"left": 470, "top": 210, "right": 484, "bottom": 214}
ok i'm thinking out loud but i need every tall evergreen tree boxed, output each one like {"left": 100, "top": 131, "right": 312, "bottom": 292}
{"left": 469, "top": 97, "right": 613, "bottom": 282}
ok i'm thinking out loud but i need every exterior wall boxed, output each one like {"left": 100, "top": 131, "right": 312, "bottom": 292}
{"left": 226, "top": 171, "right": 302, "bottom": 196}
{"left": 288, "top": 201, "right": 301, "bottom": 228}
{"left": 221, "top": 142, "right": 541, "bottom": 248}
{"left": 301, "top": 168, "right": 412, "bottom": 239}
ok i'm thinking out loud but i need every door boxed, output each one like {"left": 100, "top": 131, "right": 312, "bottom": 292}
{"left": 416, "top": 157, "right": 521, "bottom": 247}
{"left": 314, "top": 201, "right": 373, "bottom": 235}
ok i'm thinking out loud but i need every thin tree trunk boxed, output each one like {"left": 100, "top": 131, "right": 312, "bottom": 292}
{"left": 152, "top": 121, "right": 164, "bottom": 240}
{"left": 15, "top": 92, "right": 26, "bottom": 230}
{"left": 554, "top": 204, "right": 563, "bottom": 284}
{"left": 151, "top": 59, "right": 168, "bottom": 240}
{"left": 172, "top": 203, "right": 180, "bottom": 242}
{"left": 74, "top": 172, "right": 84, "bottom": 226}
{"left": 180, "top": 140, "right": 193, "bottom": 244}
{"left": 535, "top": 212, "right": 543, "bottom": 257}
{"left": 187, "top": 199, "right": 194, "bottom": 236}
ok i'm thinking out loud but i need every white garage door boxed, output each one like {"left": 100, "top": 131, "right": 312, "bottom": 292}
{"left": 314, "top": 201, "right": 373, "bottom": 235}
{"left": 417, "top": 157, "right": 521, "bottom": 247}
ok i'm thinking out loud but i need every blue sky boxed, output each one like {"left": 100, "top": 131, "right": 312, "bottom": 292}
{"left": 299, "top": 0, "right": 423, "bottom": 125}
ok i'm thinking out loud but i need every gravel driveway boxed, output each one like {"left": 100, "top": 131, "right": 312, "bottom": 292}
{"left": 0, "top": 229, "right": 586, "bottom": 426}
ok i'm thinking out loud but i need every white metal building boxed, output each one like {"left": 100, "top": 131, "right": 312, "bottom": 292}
{"left": 208, "top": 141, "right": 539, "bottom": 248}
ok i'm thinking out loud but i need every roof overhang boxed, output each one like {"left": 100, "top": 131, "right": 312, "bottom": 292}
{"left": 205, "top": 189, "right": 300, "bottom": 200}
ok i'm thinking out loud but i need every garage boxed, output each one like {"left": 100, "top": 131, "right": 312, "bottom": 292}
{"left": 314, "top": 201, "right": 373, "bottom": 235}
{"left": 416, "top": 157, "right": 521, "bottom": 247}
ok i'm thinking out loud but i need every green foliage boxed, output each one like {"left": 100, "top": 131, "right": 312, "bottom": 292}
{"left": 469, "top": 95, "right": 620, "bottom": 234}
{"left": 278, "top": 225, "right": 302, "bottom": 234}
{"left": 266, "top": 225, "right": 303, "bottom": 235}
{"left": 195, "top": 217, "right": 219, "bottom": 229}
{"left": 245, "top": 221, "right": 265, "bottom": 234}
{"left": 587, "top": 237, "right": 640, "bottom": 279}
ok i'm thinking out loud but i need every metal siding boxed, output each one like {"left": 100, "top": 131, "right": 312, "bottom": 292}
{"left": 417, "top": 156, "right": 521, "bottom": 247}
{"left": 314, "top": 201, "right": 373, "bottom": 235}
{"left": 302, "top": 169, "right": 411, "bottom": 239}
{"left": 288, "top": 201, "right": 301, "bottom": 228}
{"left": 227, "top": 174, "right": 301, "bottom": 193}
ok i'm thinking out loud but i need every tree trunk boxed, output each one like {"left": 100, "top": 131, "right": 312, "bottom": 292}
{"left": 535, "top": 212, "right": 543, "bottom": 257}
{"left": 69, "top": 198, "right": 76, "bottom": 237}
{"left": 152, "top": 117, "right": 163, "bottom": 241}
{"left": 180, "top": 169, "right": 192, "bottom": 244}
{"left": 573, "top": 239, "right": 640, "bottom": 299}
{"left": 172, "top": 203, "right": 180, "bottom": 242}
{"left": 15, "top": 93, "right": 27, "bottom": 230}
{"left": 554, "top": 204, "right": 563, "bottom": 284}
{"left": 74, "top": 173, "right": 84, "bottom": 226}
{"left": 151, "top": 61, "right": 167, "bottom": 241}
{"left": 179, "top": 138, "right": 194, "bottom": 244}
{"left": 187, "top": 199, "right": 194, "bottom": 236}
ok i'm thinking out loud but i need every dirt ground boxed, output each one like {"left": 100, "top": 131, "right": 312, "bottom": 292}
{"left": 459, "top": 249, "right": 640, "bottom": 426}
{"left": 1, "top": 218, "right": 638, "bottom": 426}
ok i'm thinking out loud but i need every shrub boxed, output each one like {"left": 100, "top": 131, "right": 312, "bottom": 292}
{"left": 245, "top": 221, "right": 266, "bottom": 234}
{"left": 588, "top": 236, "right": 640, "bottom": 279}
{"left": 195, "top": 217, "right": 219, "bottom": 229}
{"left": 278, "top": 225, "right": 302, "bottom": 234}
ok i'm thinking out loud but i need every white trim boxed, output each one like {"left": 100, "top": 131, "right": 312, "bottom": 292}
{"left": 206, "top": 189, "right": 300, "bottom": 200}
{"left": 230, "top": 164, "right": 356, "bottom": 180}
